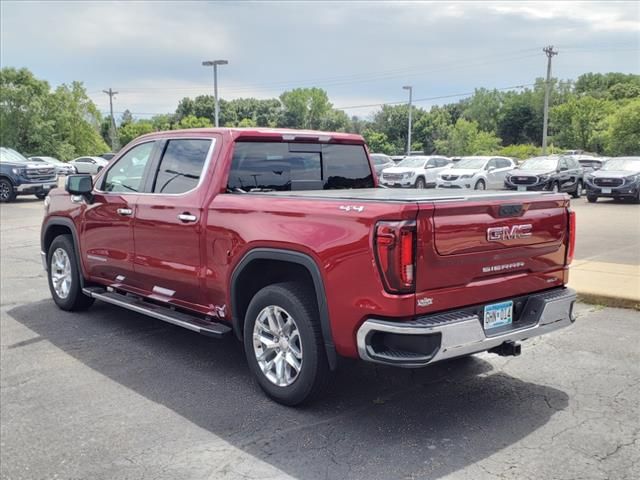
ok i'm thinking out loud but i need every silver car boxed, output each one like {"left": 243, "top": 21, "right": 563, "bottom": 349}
{"left": 436, "top": 156, "right": 516, "bottom": 190}
{"left": 29, "top": 156, "right": 76, "bottom": 176}
{"left": 69, "top": 156, "right": 109, "bottom": 174}
{"left": 370, "top": 153, "right": 395, "bottom": 177}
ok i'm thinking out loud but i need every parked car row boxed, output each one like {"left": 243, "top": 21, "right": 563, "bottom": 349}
{"left": 372, "top": 152, "right": 638, "bottom": 203}
{"left": 0, "top": 148, "right": 116, "bottom": 202}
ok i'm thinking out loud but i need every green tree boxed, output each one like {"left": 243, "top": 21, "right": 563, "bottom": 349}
{"left": 371, "top": 104, "right": 426, "bottom": 154}
{"left": 414, "top": 106, "right": 453, "bottom": 154}
{"left": 550, "top": 96, "right": 614, "bottom": 151}
{"left": 278, "top": 88, "right": 333, "bottom": 129}
{"left": 604, "top": 99, "right": 640, "bottom": 155}
{"left": 0, "top": 67, "right": 54, "bottom": 154}
{"left": 462, "top": 88, "right": 503, "bottom": 133}
{"left": 497, "top": 144, "right": 542, "bottom": 159}
{"left": 362, "top": 129, "right": 394, "bottom": 154}
{"left": 175, "top": 115, "right": 212, "bottom": 129}
{"left": 118, "top": 121, "right": 155, "bottom": 146}
{"left": 435, "top": 119, "right": 502, "bottom": 156}
{"left": 48, "top": 81, "right": 110, "bottom": 158}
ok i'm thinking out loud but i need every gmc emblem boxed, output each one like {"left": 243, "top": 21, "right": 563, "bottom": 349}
{"left": 487, "top": 224, "right": 532, "bottom": 242}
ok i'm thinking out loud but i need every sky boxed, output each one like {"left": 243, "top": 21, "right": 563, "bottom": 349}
{"left": 1, "top": 1, "right": 639, "bottom": 120}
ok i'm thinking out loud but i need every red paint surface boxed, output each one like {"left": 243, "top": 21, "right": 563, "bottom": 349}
{"left": 44, "top": 128, "right": 571, "bottom": 359}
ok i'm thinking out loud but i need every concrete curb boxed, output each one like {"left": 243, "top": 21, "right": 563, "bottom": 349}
{"left": 576, "top": 292, "right": 640, "bottom": 311}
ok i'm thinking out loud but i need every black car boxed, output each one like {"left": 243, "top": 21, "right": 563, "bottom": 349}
{"left": 584, "top": 156, "right": 640, "bottom": 203}
{"left": 504, "top": 155, "right": 584, "bottom": 198}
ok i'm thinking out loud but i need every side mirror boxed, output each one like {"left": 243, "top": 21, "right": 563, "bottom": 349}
{"left": 487, "top": 166, "right": 496, "bottom": 172}
{"left": 559, "top": 166, "right": 568, "bottom": 172}
{"left": 65, "top": 175, "right": 93, "bottom": 196}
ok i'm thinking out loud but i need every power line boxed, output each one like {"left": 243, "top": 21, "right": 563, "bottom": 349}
{"left": 96, "top": 82, "right": 537, "bottom": 117}
{"left": 92, "top": 49, "right": 542, "bottom": 96}
{"left": 334, "top": 83, "right": 536, "bottom": 110}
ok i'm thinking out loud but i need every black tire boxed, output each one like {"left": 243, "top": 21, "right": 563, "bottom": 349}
{"left": 587, "top": 194, "right": 598, "bottom": 203}
{"left": 550, "top": 182, "right": 560, "bottom": 193}
{"left": 47, "top": 234, "right": 94, "bottom": 311}
{"left": 0, "top": 178, "right": 16, "bottom": 203}
{"left": 474, "top": 179, "right": 486, "bottom": 190}
{"left": 571, "top": 180, "right": 583, "bottom": 199}
{"left": 243, "top": 282, "right": 331, "bottom": 406}
{"left": 35, "top": 192, "right": 47, "bottom": 200}
{"left": 414, "top": 177, "right": 426, "bottom": 189}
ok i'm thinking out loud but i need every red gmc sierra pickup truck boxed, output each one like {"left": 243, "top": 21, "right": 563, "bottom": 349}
{"left": 41, "top": 128, "right": 577, "bottom": 405}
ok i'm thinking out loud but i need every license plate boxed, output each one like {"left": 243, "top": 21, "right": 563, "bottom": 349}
{"left": 602, "top": 188, "right": 612, "bottom": 194}
{"left": 484, "top": 301, "right": 513, "bottom": 330}
{"left": 517, "top": 186, "right": 527, "bottom": 192}
{"left": 443, "top": 182, "right": 452, "bottom": 187}
{"left": 43, "top": 185, "right": 51, "bottom": 190}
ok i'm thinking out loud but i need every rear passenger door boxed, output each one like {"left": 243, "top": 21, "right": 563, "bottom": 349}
{"left": 132, "top": 136, "right": 217, "bottom": 313}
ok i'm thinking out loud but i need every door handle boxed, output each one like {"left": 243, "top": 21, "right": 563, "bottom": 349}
{"left": 178, "top": 213, "right": 198, "bottom": 223}
{"left": 117, "top": 208, "right": 133, "bottom": 216}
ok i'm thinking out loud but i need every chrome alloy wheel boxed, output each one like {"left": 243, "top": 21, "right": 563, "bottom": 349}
{"left": 252, "top": 305, "right": 303, "bottom": 387}
{"left": 50, "top": 247, "right": 72, "bottom": 299}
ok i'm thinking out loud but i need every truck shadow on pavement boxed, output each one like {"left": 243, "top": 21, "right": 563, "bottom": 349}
{"left": 9, "top": 300, "right": 569, "bottom": 480}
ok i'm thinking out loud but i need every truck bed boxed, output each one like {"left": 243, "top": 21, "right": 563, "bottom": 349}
{"left": 248, "top": 188, "right": 559, "bottom": 203}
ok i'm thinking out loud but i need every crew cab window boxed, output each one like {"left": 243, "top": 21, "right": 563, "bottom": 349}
{"left": 153, "top": 139, "right": 211, "bottom": 194}
{"left": 227, "top": 142, "right": 374, "bottom": 191}
{"left": 102, "top": 142, "right": 154, "bottom": 193}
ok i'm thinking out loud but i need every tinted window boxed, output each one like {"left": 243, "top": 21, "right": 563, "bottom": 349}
{"left": 153, "top": 139, "right": 211, "bottom": 194}
{"left": 227, "top": 142, "right": 373, "bottom": 191}
{"left": 487, "top": 159, "right": 499, "bottom": 169}
{"left": 559, "top": 158, "right": 568, "bottom": 170}
{"left": 103, "top": 142, "right": 154, "bottom": 193}
{"left": 497, "top": 158, "right": 512, "bottom": 168}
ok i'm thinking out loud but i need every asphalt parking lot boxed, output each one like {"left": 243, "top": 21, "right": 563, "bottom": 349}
{"left": 1, "top": 196, "right": 639, "bottom": 480}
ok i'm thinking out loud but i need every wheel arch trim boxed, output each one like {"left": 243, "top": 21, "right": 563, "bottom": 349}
{"left": 230, "top": 248, "right": 337, "bottom": 370}
{"left": 41, "top": 216, "right": 86, "bottom": 287}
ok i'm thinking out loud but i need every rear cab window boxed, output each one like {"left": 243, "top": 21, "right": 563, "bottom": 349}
{"left": 227, "top": 142, "right": 374, "bottom": 191}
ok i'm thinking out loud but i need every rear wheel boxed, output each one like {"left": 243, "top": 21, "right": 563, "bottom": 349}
{"left": 571, "top": 180, "right": 583, "bottom": 199}
{"left": 415, "top": 177, "right": 426, "bottom": 189}
{"left": 243, "top": 282, "right": 330, "bottom": 406}
{"left": 474, "top": 179, "right": 486, "bottom": 190}
{"left": 0, "top": 178, "right": 16, "bottom": 203}
{"left": 587, "top": 194, "right": 598, "bottom": 203}
{"left": 47, "top": 235, "right": 94, "bottom": 311}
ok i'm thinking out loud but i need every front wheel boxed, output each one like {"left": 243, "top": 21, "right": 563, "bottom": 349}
{"left": 474, "top": 179, "right": 486, "bottom": 190}
{"left": 0, "top": 178, "right": 16, "bottom": 203}
{"left": 47, "top": 235, "right": 94, "bottom": 311}
{"left": 587, "top": 194, "right": 598, "bottom": 203}
{"left": 415, "top": 177, "right": 426, "bottom": 189}
{"left": 35, "top": 192, "right": 47, "bottom": 200}
{"left": 571, "top": 180, "right": 583, "bottom": 199}
{"left": 243, "top": 282, "right": 331, "bottom": 406}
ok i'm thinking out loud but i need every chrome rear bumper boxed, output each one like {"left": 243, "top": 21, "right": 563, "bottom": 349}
{"left": 357, "top": 287, "right": 576, "bottom": 367}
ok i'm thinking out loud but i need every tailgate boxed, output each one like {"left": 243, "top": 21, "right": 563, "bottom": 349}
{"left": 416, "top": 196, "right": 569, "bottom": 293}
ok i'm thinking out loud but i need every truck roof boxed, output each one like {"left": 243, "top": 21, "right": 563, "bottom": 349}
{"left": 136, "top": 127, "right": 365, "bottom": 144}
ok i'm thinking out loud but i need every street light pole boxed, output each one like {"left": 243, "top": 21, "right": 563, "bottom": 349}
{"left": 541, "top": 46, "right": 558, "bottom": 155}
{"left": 403, "top": 86, "right": 413, "bottom": 156}
{"left": 202, "top": 59, "right": 229, "bottom": 127}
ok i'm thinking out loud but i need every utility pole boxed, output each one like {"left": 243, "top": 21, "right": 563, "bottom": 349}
{"left": 542, "top": 45, "right": 558, "bottom": 155}
{"left": 102, "top": 88, "right": 119, "bottom": 151}
{"left": 202, "top": 60, "right": 229, "bottom": 127}
{"left": 403, "top": 85, "right": 413, "bottom": 156}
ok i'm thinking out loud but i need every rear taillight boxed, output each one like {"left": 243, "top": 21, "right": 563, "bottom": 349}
{"left": 567, "top": 210, "right": 576, "bottom": 265}
{"left": 374, "top": 221, "right": 416, "bottom": 293}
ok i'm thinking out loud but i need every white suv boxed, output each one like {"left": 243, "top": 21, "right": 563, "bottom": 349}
{"left": 436, "top": 156, "right": 515, "bottom": 190}
{"left": 379, "top": 156, "right": 451, "bottom": 189}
